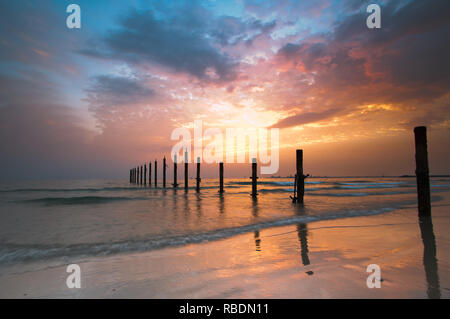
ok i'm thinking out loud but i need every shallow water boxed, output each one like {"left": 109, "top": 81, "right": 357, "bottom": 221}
{"left": 0, "top": 177, "right": 449, "bottom": 264}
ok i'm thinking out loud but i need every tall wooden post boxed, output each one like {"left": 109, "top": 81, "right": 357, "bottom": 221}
{"left": 144, "top": 164, "right": 147, "bottom": 186}
{"left": 296, "top": 149, "right": 305, "bottom": 204}
{"left": 414, "top": 126, "right": 431, "bottom": 216}
{"left": 148, "top": 163, "right": 152, "bottom": 187}
{"left": 219, "top": 162, "right": 224, "bottom": 193}
{"left": 173, "top": 155, "right": 179, "bottom": 188}
{"left": 163, "top": 157, "right": 167, "bottom": 188}
{"left": 140, "top": 165, "right": 143, "bottom": 185}
{"left": 154, "top": 160, "right": 158, "bottom": 187}
{"left": 184, "top": 150, "right": 189, "bottom": 191}
{"left": 251, "top": 158, "right": 258, "bottom": 198}
{"left": 133, "top": 168, "right": 135, "bottom": 184}
{"left": 137, "top": 166, "right": 140, "bottom": 185}
{"left": 129, "top": 169, "right": 132, "bottom": 183}
{"left": 196, "top": 157, "right": 201, "bottom": 192}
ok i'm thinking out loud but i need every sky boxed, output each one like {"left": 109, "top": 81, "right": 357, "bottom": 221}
{"left": 0, "top": 0, "right": 449, "bottom": 180}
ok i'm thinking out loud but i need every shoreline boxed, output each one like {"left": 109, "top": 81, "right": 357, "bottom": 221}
{"left": 0, "top": 197, "right": 449, "bottom": 298}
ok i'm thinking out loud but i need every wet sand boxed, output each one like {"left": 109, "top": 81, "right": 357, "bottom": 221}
{"left": 0, "top": 195, "right": 449, "bottom": 298}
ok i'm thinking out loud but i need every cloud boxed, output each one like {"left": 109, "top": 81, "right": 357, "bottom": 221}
{"left": 82, "top": 8, "right": 240, "bottom": 83}
{"left": 269, "top": 0, "right": 450, "bottom": 129}
{"left": 86, "top": 75, "right": 155, "bottom": 107}
{"left": 271, "top": 109, "right": 340, "bottom": 129}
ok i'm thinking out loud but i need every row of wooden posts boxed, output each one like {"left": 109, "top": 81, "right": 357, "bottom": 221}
{"left": 129, "top": 126, "right": 432, "bottom": 216}
{"left": 129, "top": 153, "right": 267, "bottom": 199}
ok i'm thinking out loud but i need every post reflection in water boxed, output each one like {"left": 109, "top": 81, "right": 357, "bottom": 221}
{"left": 251, "top": 197, "right": 259, "bottom": 218}
{"left": 254, "top": 231, "right": 261, "bottom": 252}
{"left": 296, "top": 223, "right": 310, "bottom": 266}
{"left": 218, "top": 194, "right": 225, "bottom": 214}
{"left": 419, "top": 215, "right": 441, "bottom": 299}
{"left": 195, "top": 193, "right": 202, "bottom": 217}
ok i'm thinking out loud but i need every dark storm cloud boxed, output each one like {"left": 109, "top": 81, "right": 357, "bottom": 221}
{"left": 87, "top": 75, "right": 155, "bottom": 107}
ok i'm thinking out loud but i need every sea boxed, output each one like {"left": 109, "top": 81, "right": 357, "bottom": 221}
{"left": 1, "top": 177, "right": 449, "bottom": 265}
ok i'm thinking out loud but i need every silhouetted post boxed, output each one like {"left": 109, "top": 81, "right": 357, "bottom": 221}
{"left": 144, "top": 164, "right": 147, "bottom": 186}
{"left": 196, "top": 157, "right": 201, "bottom": 192}
{"left": 163, "top": 157, "right": 167, "bottom": 188}
{"left": 184, "top": 150, "right": 189, "bottom": 191}
{"left": 251, "top": 158, "right": 258, "bottom": 198}
{"left": 154, "top": 160, "right": 158, "bottom": 187}
{"left": 140, "top": 165, "right": 143, "bottom": 185}
{"left": 219, "top": 162, "right": 224, "bottom": 193}
{"left": 148, "top": 163, "right": 151, "bottom": 187}
{"left": 173, "top": 154, "right": 179, "bottom": 188}
{"left": 137, "top": 166, "right": 140, "bottom": 185}
{"left": 414, "top": 126, "right": 431, "bottom": 216}
{"left": 133, "top": 168, "right": 135, "bottom": 184}
{"left": 296, "top": 149, "right": 305, "bottom": 204}
{"left": 129, "top": 169, "right": 132, "bottom": 183}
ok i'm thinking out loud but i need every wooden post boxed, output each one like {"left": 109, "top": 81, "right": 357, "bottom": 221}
{"left": 144, "top": 164, "right": 147, "bottom": 186}
{"left": 414, "top": 126, "right": 431, "bottom": 216}
{"left": 133, "top": 168, "right": 135, "bottom": 184}
{"left": 184, "top": 150, "right": 188, "bottom": 191}
{"left": 148, "top": 163, "right": 151, "bottom": 187}
{"left": 173, "top": 154, "right": 178, "bottom": 188}
{"left": 163, "top": 157, "right": 167, "bottom": 188}
{"left": 137, "top": 166, "right": 140, "bottom": 185}
{"left": 140, "top": 165, "right": 143, "bottom": 185}
{"left": 154, "top": 160, "right": 157, "bottom": 187}
{"left": 296, "top": 149, "right": 306, "bottom": 204}
{"left": 129, "top": 169, "right": 132, "bottom": 183}
{"left": 251, "top": 158, "right": 258, "bottom": 198}
{"left": 219, "top": 162, "right": 224, "bottom": 193}
{"left": 196, "top": 157, "right": 201, "bottom": 192}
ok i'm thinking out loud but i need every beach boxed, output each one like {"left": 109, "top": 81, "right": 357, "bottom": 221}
{"left": 0, "top": 177, "right": 449, "bottom": 298}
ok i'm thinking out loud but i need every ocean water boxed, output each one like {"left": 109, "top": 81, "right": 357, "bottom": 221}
{"left": 0, "top": 177, "right": 449, "bottom": 265}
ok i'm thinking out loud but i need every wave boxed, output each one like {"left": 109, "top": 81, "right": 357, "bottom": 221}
{"left": 228, "top": 181, "right": 324, "bottom": 186}
{"left": 21, "top": 196, "right": 142, "bottom": 206}
{"left": 0, "top": 206, "right": 395, "bottom": 264}
{"left": 0, "top": 187, "right": 144, "bottom": 193}
{"left": 308, "top": 190, "right": 416, "bottom": 197}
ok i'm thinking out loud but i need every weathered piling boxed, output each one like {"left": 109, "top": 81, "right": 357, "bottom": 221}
{"left": 154, "top": 160, "right": 158, "bottom": 187}
{"left": 148, "top": 162, "right": 152, "bottom": 187}
{"left": 292, "top": 149, "right": 308, "bottom": 204}
{"left": 129, "top": 169, "right": 132, "bottom": 183}
{"left": 184, "top": 150, "right": 189, "bottom": 191}
{"left": 297, "top": 150, "right": 304, "bottom": 203}
{"left": 173, "top": 154, "right": 179, "bottom": 188}
{"left": 196, "top": 157, "right": 201, "bottom": 192}
{"left": 144, "top": 164, "right": 147, "bottom": 186}
{"left": 251, "top": 158, "right": 258, "bottom": 198}
{"left": 219, "top": 162, "right": 224, "bottom": 193}
{"left": 163, "top": 157, "right": 167, "bottom": 188}
{"left": 414, "top": 126, "right": 431, "bottom": 216}
{"left": 140, "top": 165, "right": 143, "bottom": 185}
{"left": 137, "top": 166, "right": 140, "bottom": 185}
